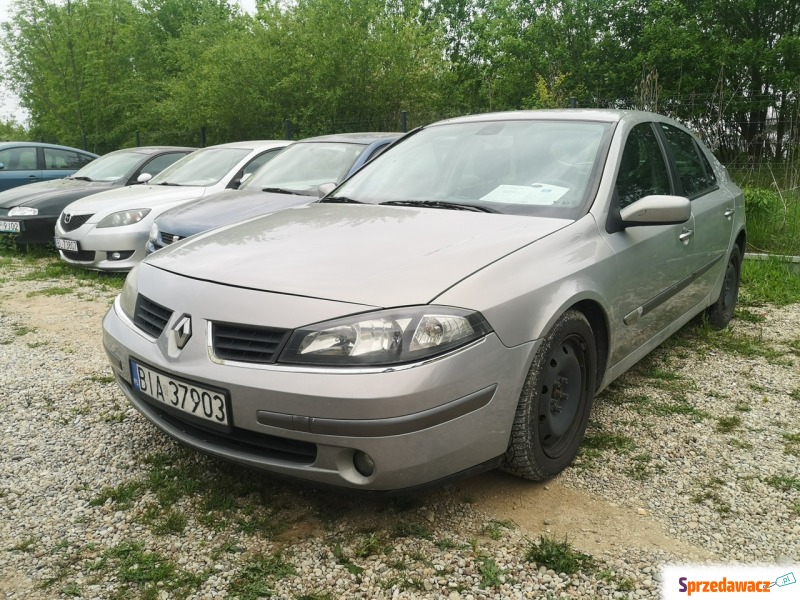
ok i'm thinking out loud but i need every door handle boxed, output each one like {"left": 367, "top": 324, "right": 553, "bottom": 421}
{"left": 679, "top": 228, "right": 694, "bottom": 243}
{"left": 724, "top": 207, "right": 735, "bottom": 219}
{"left": 27, "top": 175, "right": 38, "bottom": 179}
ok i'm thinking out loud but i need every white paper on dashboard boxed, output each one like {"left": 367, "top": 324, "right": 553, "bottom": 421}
{"left": 480, "top": 183, "right": 569, "bottom": 205}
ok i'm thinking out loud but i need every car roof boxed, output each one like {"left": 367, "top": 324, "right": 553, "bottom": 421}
{"left": 204, "top": 140, "right": 291, "bottom": 151}
{"left": 296, "top": 132, "right": 402, "bottom": 144}
{"left": 104, "top": 146, "right": 196, "bottom": 156}
{"left": 0, "top": 141, "right": 99, "bottom": 155}
{"left": 433, "top": 109, "right": 656, "bottom": 126}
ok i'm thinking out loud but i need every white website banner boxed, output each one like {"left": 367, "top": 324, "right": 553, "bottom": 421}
{"left": 662, "top": 566, "right": 797, "bottom": 599}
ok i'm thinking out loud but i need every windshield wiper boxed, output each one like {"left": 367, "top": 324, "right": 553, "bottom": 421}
{"left": 156, "top": 182, "right": 182, "bottom": 186}
{"left": 320, "top": 196, "right": 364, "bottom": 204}
{"left": 69, "top": 176, "right": 93, "bottom": 181}
{"left": 380, "top": 200, "right": 498, "bottom": 213}
{"left": 261, "top": 187, "right": 305, "bottom": 195}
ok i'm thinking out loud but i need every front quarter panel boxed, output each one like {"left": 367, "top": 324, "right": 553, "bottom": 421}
{"left": 434, "top": 215, "right": 616, "bottom": 350}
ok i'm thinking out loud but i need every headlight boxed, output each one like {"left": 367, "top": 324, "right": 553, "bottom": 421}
{"left": 149, "top": 222, "right": 158, "bottom": 241}
{"left": 279, "top": 307, "right": 491, "bottom": 366}
{"left": 119, "top": 265, "right": 140, "bottom": 320}
{"left": 97, "top": 209, "right": 151, "bottom": 228}
{"left": 8, "top": 206, "right": 38, "bottom": 216}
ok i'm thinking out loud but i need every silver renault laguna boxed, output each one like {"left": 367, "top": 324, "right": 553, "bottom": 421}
{"left": 102, "top": 110, "right": 745, "bottom": 491}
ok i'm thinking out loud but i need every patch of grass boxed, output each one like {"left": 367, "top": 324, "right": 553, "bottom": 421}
{"left": 691, "top": 478, "right": 731, "bottom": 515}
{"left": 152, "top": 509, "right": 188, "bottom": 535}
{"left": 332, "top": 542, "right": 365, "bottom": 576}
{"left": 618, "top": 578, "right": 637, "bottom": 592}
{"left": 477, "top": 557, "right": 505, "bottom": 588}
{"left": 734, "top": 307, "right": 766, "bottom": 323}
{"left": 297, "top": 594, "right": 336, "bottom": 600}
{"left": 765, "top": 475, "right": 800, "bottom": 492}
{"left": 481, "top": 519, "right": 515, "bottom": 540}
{"left": 105, "top": 542, "right": 175, "bottom": 583}
{"left": 227, "top": 554, "right": 296, "bottom": 600}
{"left": 625, "top": 453, "right": 657, "bottom": 481}
{"left": 791, "top": 388, "right": 800, "bottom": 402}
{"left": 649, "top": 400, "right": 711, "bottom": 421}
{"left": 12, "top": 324, "right": 36, "bottom": 336}
{"left": 716, "top": 415, "right": 742, "bottom": 433}
{"left": 393, "top": 521, "right": 433, "bottom": 540}
{"left": 90, "top": 481, "right": 144, "bottom": 509}
{"left": 734, "top": 403, "right": 751, "bottom": 412}
{"left": 27, "top": 286, "right": 74, "bottom": 297}
{"left": 9, "top": 537, "right": 36, "bottom": 552}
{"left": 61, "top": 582, "right": 81, "bottom": 597}
{"left": 525, "top": 535, "right": 593, "bottom": 575}
{"left": 783, "top": 433, "right": 800, "bottom": 457}
{"left": 26, "top": 340, "right": 48, "bottom": 348}
{"left": 354, "top": 533, "right": 386, "bottom": 559}
{"left": 793, "top": 501, "right": 800, "bottom": 516}
{"left": 581, "top": 424, "right": 636, "bottom": 456}
{"left": 89, "top": 374, "right": 116, "bottom": 384}
{"left": 728, "top": 438, "right": 754, "bottom": 450}
{"left": 740, "top": 257, "right": 800, "bottom": 306}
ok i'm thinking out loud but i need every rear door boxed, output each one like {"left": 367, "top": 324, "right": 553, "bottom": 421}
{"left": 0, "top": 145, "right": 42, "bottom": 191}
{"left": 42, "top": 147, "right": 95, "bottom": 182}
{"left": 656, "top": 123, "right": 734, "bottom": 299}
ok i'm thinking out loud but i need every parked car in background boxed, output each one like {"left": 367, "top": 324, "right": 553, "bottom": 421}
{"left": 0, "top": 146, "right": 194, "bottom": 245}
{"left": 0, "top": 142, "right": 97, "bottom": 193}
{"left": 55, "top": 141, "right": 290, "bottom": 271}
{"left": 147, "top": 133, "right": 399, "bottom": 253}
{"left": 102, "top": 110, "right": 745, "bottom": 491}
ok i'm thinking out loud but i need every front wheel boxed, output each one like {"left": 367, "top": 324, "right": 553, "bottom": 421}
{"left": 704, "top": 246, "right": 741, "bottom": 329}
{"left": 502, "top": 310, "right": 597, "bottom": 481}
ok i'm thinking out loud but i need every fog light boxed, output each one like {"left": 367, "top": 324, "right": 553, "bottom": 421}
{"left": 353, "top": 451, "right": 375, "bottom": 477}
{"left": 111, "top": 252, "right": 121, "bottom": 260}
{"left": 108, "top": 250, "right": 134, "bottom": 261}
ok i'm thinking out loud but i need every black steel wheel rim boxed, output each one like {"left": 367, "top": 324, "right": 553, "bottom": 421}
{"left": 537, "top": 334, "right": 589, "bottom": 459}
{"left": 721, "top": 260, "right": 738, "bottom": 312}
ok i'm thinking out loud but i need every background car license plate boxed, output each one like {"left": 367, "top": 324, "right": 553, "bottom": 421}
{"left": 55, "top": 238, "right": 78, "bottom": 252}
{"left": 0, "top": 220, "right": 21, "bottom": 233}
{"left": 130, "top": 360, "right": 229, "bottom": 426}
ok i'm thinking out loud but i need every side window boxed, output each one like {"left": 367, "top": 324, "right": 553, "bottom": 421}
{"left": 138, "top": 152, "right": 187, "bottom": 178}
{"left": 44, "top": 148, "right": 85, "bottom": 170}
{"left": 616, "top": 123, "right": 671, "bottom": 209}
{"left": 0, "top": 146, "right": 38, "bottom": 170}
{"left": 659, "top": 124, "right": 716, "bottom": 197}
{"left": 243, "top": 149, "right": 281, "bottom": 178}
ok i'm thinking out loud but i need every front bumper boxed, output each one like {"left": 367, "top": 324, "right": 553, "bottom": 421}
{"left": 101, "top": 282, "right": 536, "bottom": 491}
{"left": 55, "top": 220, "right": 149, "bottom": 271}
{"left": 0, "top": 214, "right": 58, "bottom": 245}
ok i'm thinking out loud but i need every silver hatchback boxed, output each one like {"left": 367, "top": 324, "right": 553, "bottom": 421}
{"left": 102, "top": 110, "right": 745, "bottom": 491}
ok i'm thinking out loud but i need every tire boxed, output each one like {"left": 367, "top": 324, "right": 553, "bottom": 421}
{"left": 502, "top": 310, "right": 597, "bottom": 481}
{"left": 704, "top": 246, "right": 741, "bottom": 330}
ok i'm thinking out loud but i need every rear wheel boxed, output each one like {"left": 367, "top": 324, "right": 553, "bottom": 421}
{"left": 705, "top": 246, "right": 741, "bottom": 329}
{"left": 502, "top": 310, "right": 597, "bottom": 480}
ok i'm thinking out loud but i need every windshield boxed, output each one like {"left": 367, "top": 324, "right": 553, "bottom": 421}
{"left": 70, "top": 150, "right": 144, "bottom": 182}
{"left": 150, "top": 147, "right": 250, "bottom": 187}
{"left": 332, "top": 120, "right": 612, "bottom": 217}
{"left": 242, "top": 142, "right": 366, "bottom": 194}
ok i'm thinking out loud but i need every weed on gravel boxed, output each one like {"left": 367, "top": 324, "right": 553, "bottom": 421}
{"left": 227, "top": 553, "right": 296, "bottom": 600}
{"left": 526, "top": 535, "right": 593, "bottom": 574}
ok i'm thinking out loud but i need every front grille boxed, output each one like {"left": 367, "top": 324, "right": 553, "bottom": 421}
{"left": 136, "top": 395, "right": 317, "bottom": 464}
{"left": 161, "top": 232, "right": 178, "bottom": 245}
{"left": 133, "top": 295, "right": 173, "bottom": 338}
{"left": 212, "top": 323, "right": 290, "bottom": 364}
{"left": 60, "top": 213, "right": 92, "bottom": 232}
{"left": 60, "top": 249, "right": 95, "bottom": 261}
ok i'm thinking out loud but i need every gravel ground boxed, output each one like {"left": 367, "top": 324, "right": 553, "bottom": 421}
{"left": 1, "top": 256, "right": 799, "bottom": 599}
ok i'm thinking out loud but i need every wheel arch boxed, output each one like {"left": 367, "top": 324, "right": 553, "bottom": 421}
{"left": 569, "top": 299, "right": 610, "bottom": 393}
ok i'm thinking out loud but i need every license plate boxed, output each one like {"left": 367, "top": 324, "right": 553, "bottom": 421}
{"left": 0, "top": 220, "right": 20, "bottom": 233}
{"left": 55, "top": 238, "right": 78, "bottom": 252}
{"left": 130, "top": 360, "right": 229, "bottom": 426}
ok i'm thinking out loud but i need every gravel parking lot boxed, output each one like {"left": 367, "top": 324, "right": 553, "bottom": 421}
{"left": 1, "top": 255, "right": 798, "bottom": 599}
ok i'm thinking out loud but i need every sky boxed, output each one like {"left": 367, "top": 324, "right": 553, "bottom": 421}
{"left": 0, "top": 0, "right": 258, "bottom": 125}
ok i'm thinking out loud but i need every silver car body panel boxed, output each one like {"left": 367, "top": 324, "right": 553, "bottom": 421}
{"left": 102, "top": 110, "right": 746, "bottom": 490}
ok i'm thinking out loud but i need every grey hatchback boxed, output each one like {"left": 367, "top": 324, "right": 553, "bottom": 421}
{"left": 102, "top": 110, "right": 745, "bottom": 491}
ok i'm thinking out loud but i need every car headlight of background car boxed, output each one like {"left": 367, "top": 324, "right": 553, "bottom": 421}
{"left": 8, "top": 206, "right": 38, "bottom": 216}
{"left": 279, "top": 307, "right": 492, "bottom": 366}
{"left": 119, "top": 265, "right": 140, "bottom": 320}
{"left": 97, "top": 209, "right": 151, "bottom": 228}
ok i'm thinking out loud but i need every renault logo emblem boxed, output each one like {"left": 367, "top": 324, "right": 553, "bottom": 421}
{"left": 172, "top": 315, "right": 192, "bottom": 349}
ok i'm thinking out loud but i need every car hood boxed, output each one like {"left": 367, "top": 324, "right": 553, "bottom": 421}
{"left": 65, "top": 184, "right": 210, "bottom": 217}
{"left": 0, "top": 178, "right": 115, "bottom": 210}
{"left": 156, "top": 189, "right": 317, "bottom": 237}
{"left": 147, "top": 203, "right": 571, "bottom": 307}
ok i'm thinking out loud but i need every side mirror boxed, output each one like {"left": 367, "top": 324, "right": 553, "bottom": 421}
{"left": 137, "top": 172, "right": 152, "bottom": 184}
{"left": 620, "top": 195, "right": 691, "bottom": 227}
{"left": 318, "top": 182, "right": 337, "bottom": 198}
{"left": 0, "top": 162, "right": 5, "bottom": 170}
